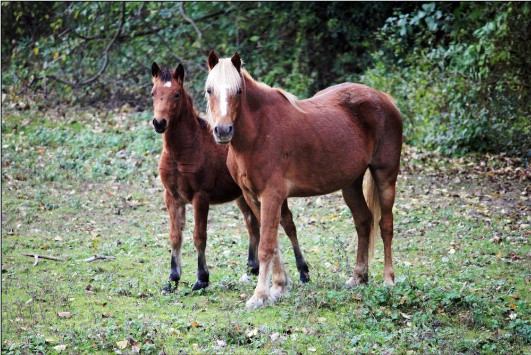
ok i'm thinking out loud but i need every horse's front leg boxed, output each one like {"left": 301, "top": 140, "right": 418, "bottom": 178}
{"left": 162, "top": 191, "right": 185, "bottom": 294}
{"left": 246, "top": 191, "right": 288, "bottom": 309}
{"left": 191, "top": 192, "right": 211, "bottom": 291}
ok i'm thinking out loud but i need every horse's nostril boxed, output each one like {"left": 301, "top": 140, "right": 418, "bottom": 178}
{"left": 153, "top": 118, "right": 167, "bottom": 131}
{"left": 228, "top": 126, "right": 234, "bottom": 134}
{"left": 214, "top": 126, "right": 219, "bottom": 135}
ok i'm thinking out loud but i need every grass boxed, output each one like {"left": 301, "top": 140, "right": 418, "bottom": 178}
{"left": 1, "top": 105, "right": 530, "bottom": 353}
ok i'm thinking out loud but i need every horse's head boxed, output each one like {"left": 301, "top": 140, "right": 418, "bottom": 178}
{"left": 205, "top": 51, "right": 243, "bottom": 144}
{"left": 151, "top": 62, "right": 186, "bottom": 134}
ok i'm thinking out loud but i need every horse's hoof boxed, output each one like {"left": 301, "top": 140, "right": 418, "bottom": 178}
{"left": 246, "top": 294, "right": 272, "bottom": 310}
{"left": 192, "top": 281, "right": 209, "bottom": 291}
{"left": 299, "top": 271, "right": 311, "bottom": 283}
{"left": 345, "top": 276, "right": 367, "bottom": 287}
{"left": 248, "top": 266, "right": 259, "bottom": 276}
{"left": 383, "top": 276, "right": 396, "bottom": 286}
{"left": 161, "top": 281, "right": 176, "bottom": 294}
{"left": 239, "top": 273, "right": 252, "bottom": 283}
{"left": 269, "top": 284, "right": 288, "bottom": 302}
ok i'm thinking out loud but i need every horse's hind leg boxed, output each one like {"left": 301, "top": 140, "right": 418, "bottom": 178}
{"left": 236, "top": 196, "right": 260, "bottom": 276}
{"left": 342, "top": 175, "right": 372, "bottom": 286}
{"left": 191, "top": 192, "right": 211, "bottom": 291}
{"left": 163, "top": 191, "right": 186, "bottom": 294}
{"left": 371, "top": 167, "right": 398, "bottom": 285}
{"left": 280, "top": 200, "right": 310, "bottom": 283}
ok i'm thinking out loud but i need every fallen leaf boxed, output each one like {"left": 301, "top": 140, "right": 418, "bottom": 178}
{"left": 53, "top": 345, "right": 67, "bottom": 352}
{"left": 400, "top": 312, "right": 412, "bottom": 319}
{"left": 308, "top": 347, "right": 317, "bottom": 352}
{"left": 58, "top": 312, "right": 71, "bottom": 318}
{"left": 116, "top": 340, "right": 128, "bottom": 349}
{"left": 132, "top": 342, "right": 141, "bottom": 353}
{"left": 189, "top": 321, "right": 200, "bottom": 328}
{"left": 246, "top": 328, "right": 258, "bottom": 338}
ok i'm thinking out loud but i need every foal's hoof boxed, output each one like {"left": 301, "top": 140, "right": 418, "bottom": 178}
{"left": 192, "top": 281, "right": 209, "bottom": 291}
{"left": 246, "top": 294, "right": 272, "bottom": 310}
{"left": 345, "top": 276, "right": 367, "bottom": 288}
{"left": 161, "top": 281, "right": 177, "bottom": 294}
{"left": 299, "top": 271, "right": 311, "bottom": 283}
{"left": 248, "top": 265, "right": 259, "bottom": 276}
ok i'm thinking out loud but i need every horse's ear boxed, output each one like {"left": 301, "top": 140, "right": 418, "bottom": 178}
{"left": 231, "top": 52, "right": 241, "bottom": 73}
{"left": 152, "top": 62, "right": 161, "bottom": 78}
{"left": 174, "top": 64, "right": 185, "bottom": 83}
{"left": 207, "top": 50, "right": 219, "bottom": 70}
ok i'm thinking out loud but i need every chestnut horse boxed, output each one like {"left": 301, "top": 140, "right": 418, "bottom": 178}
{"left": 150, "top": 63, "right": 309, "bottom": 292}
{"left": 205, "top": 52, "right": 403, "bottom": 309}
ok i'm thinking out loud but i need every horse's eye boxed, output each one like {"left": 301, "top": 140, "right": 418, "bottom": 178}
{"left": 151, "top": 92, "right": 154, "bottom": 97}
{"left": 237, "top": 88, "right": 242, "bottom": 95}
{"left": 174, "top": 93, "right": 180, "bottom": 99}
{"left": 206, "top": 88, "right": 212, "bottom": 95}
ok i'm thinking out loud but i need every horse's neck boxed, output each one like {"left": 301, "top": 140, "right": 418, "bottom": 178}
{"left": 162, "top": 108, "right": 202, "bottom": 160}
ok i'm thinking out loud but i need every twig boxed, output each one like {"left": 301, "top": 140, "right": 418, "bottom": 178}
{"left": 81, "top": 254, "right": 116, "bottom": 262}
{"left": 179, "top": 2, "right": 202, "bottom": 48}
{"left": 22, "top": 253, "right": 65, "bottom": 266}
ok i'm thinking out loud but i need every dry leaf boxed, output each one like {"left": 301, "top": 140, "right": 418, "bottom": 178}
{"left": 58, "top": 312, "right": 71, "bottom": 318}
{"left": 132, "top": 342, "right": 141, "bottom": 353}
{"left": 400, "top": 312, "right": 412, "bottom": 319}
{"left": 116, "top": 340, "right": 128, "bottom": 349}
{"left": 53, "top": 345, "right": 67, "bottom": 352}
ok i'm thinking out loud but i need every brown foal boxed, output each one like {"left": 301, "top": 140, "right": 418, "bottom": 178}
{"left": 204, "top": 52, "right": 403, "bottom": 309}
{"left": 150, "top": 63, "right": 309, "bottom": 292}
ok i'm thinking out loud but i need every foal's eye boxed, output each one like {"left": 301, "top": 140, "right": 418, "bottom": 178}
{"left": 237, "top": 88, "right": 242, "bottom": 95}
{"left": 151, "top": 92, "right": 154, "bottom": 97}
{"left": 174, "top": 93, "right": 180, "bottom": 99}
{"left": 206, "top": 88, "right": 212, "bottom": 95}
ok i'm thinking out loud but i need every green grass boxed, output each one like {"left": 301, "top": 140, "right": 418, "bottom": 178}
{"left": 2, "top": 106, "right": 529, "bottom": 353}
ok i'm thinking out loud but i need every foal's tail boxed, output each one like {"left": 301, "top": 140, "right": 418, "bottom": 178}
{"left": 363, "top": 169, "right": 381, "bottom": 259}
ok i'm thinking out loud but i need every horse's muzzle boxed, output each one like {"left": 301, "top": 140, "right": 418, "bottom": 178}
{"left": 213, "top": 124, "right": 234, "bottom": 144}
{"left": 153, "top": 118, "right": 167, "bottom": 133}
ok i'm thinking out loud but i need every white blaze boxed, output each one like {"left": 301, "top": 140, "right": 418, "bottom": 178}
{"left": 164, "top": 81, "right": 172, "bottom": 88}
{"left": 219, "top": 87, "right": 229, "bottom": 117}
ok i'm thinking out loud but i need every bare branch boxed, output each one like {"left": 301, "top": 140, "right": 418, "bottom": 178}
{"left": 22, "top": 253, "right": 66, "bottom": 266}
{"left": 81, "top": 254, "right": 116, "bottom": 262}
{"left": 50, "top": 3, "right": 126, "bottom": 87}
{"left": 179, "top": 2, "right": 202, "bottom": 49}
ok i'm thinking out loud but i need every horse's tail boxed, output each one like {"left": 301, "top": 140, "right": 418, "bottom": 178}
{"left": 363, "top": 169, "right": 381, "bottom": 259}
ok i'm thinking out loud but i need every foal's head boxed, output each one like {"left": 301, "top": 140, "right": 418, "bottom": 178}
{"left": 205, "top": 51, "right": 243, "bottom": 144}
{"left": 151, "top": 62, "right": 186, "bottom": 134}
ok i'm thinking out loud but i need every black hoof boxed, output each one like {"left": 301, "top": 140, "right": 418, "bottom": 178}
{"left": 162, "top": 281, "right": 177, "bottom": 294}
{"left": 192, "top": 281, "right": 209, "bottom": 291}
{"left": 249, "top": 265, "right": 259, "bottom": 276}
{"left": 299, "top": 271, "right": 311, "bottom": 283}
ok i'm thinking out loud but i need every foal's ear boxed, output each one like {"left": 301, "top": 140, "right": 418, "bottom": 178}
{"left": 207, "top": 50, "right": 219, "bottom": 70}
{"left": 174, "top": 64, "right": 185, "bottom": 83}
{"left": 151, "top": 62, "right": 161, "bottom": 78}
{"left": 231, "top": 52, "right": 241, "bottom": 73}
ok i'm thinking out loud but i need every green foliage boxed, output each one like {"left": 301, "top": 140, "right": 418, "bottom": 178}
{"left": 1, "top": 2, "right": 529, "bottom": 155}
{"left": 362, "top": 2, "right": 530, "bottom": 155}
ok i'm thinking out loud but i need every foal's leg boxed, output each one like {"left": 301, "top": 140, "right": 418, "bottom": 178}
{"left": 246, "top": 192, "right": 287, "bottom": 309}
{"left": 342, "top": 175, "right": 373, "bottom": 286}
{"left": 163, "top": 191, "right": 186, "bottom": 293}
{"left": 235, "top": 196, "right": 260, "bottom": 276}
{"left": 280, "top": 200, "right": 310, "bottom": 283}
{"left": 191, "top": 192, "right": 211, "bottom": 291}
{"left": 371, "top": 168, "right": 398, "bottom": 285}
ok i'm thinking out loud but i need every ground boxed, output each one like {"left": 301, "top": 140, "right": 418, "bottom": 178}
{"left": 1, "top": 106, "right": 529, "bottom": 354}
